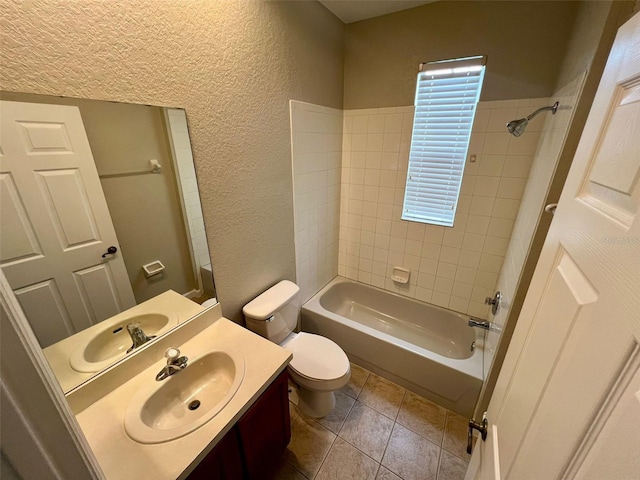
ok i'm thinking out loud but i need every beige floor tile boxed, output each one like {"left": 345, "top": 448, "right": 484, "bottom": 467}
{"left": 284, "top": 415, "right": 336, "bottom": 479}
{"left": 437, "top": 450, "right": 469, "bottom": 480}
{"left": 396, "top": 391, "right": 447, "bottom": 445}
{"left": 341, "top": 362, "right": 370, "bottom": 398}
{"left": 316, "top": 389, "right": 356, "bottom": 434}
{"left": 381, "top": 424, "right": 440, "bottom": 480}
{"left": 358, "top": 373, "right": 405, "bottom": 419}
{"left": 316, "top": 437, "right": 379, "bottom": 480}
{"left": 443, "top": 411, "right": 472, "bottom": 461}
{"left": 290, "top": 401, "right": 300, "bottom": 424}
{"left": 376, "top": 466, "right": 402, "bottom": 479}
{"left": 339, "top": 401, "right": 394, "bottom": 461}
{"left": 270, "top": 457, "right": 309, "bottom": 480}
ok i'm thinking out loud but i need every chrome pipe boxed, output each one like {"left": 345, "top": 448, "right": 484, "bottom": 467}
{"left": 507, "top": 101, "right": 559, "bottom": 137}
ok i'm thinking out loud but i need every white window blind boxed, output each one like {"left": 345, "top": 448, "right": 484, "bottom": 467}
{"left": 402, "top": 56, "right": 486, "bottom": 227}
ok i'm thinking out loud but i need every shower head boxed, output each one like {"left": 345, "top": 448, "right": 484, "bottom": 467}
{"left": 507, "top": 118, "right": 528, "bottom": 137}
{"left": 507, "top": 101, "right": 559, "bottom": 137}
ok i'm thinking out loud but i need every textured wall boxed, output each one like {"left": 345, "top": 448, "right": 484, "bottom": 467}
{"left": 0, "top": 0, "right": 345, "bottom": 322}
{"left": 554, "top": 1, "right": 633, "bottom": 90}
{"left": 343, "top": 1, "right": 580, "bottom": 109}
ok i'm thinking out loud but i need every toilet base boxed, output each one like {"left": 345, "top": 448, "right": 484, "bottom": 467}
{"left": 288, "top": 382, "right": 336, "bottom": 418}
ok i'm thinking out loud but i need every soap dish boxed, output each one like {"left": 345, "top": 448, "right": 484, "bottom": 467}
{"left": 391, "top": 267, "right": 410, "bottom": 284}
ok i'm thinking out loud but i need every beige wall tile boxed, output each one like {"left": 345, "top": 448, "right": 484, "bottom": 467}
{"left": 339, "top": 100, "right": 540, "bottom": 318}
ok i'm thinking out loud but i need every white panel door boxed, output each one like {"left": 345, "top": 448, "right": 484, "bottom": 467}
{"left": 0, "top": 101, "right": 135, "bottom": 347}
{"left": 468, "top": 12, "right": 640, "bottom": 480}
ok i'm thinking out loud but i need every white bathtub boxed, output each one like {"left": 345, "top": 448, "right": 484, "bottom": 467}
{"left": 301, "top": 276, "right": 484, "bottom": 417}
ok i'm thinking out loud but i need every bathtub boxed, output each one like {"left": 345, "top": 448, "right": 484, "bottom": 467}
{"left": 301, "top": 276, "right": 484, "bottom": 417}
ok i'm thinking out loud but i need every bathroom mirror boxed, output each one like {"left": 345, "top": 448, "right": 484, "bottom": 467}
{"left": 0, "top": 92, "right": 216, "bottom": 391}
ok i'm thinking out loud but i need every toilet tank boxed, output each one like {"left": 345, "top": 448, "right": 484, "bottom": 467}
{"left": 242, "top": 280, "right": 300, "bottom": 344}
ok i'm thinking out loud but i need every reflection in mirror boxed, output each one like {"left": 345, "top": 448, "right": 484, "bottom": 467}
{"left": 0, "top": 92, "right": 216, "bottom": 391}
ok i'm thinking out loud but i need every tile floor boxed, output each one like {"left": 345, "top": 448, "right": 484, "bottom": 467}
{"left": 272, "top": 363, "right": 471, "bottom": 480}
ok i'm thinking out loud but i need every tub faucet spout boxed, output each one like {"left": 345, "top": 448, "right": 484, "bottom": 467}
{"left": 468, "top": 318, "right": 491, "bottom": 330}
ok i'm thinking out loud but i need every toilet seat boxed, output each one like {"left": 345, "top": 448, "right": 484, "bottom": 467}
{"left": 282, "top": 333, "right": 350, "bottom": 390}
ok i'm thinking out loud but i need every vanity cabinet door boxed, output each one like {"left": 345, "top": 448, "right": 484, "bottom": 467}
{"left": 187, "top": 426, "right": 244, "bottom": 480}
{"left": 237, "top": 370, "right": 291, "bottom": 480}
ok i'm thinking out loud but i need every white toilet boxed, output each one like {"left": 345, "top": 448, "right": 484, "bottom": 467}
{"left": 243, "top": 280, "right": 350, "bottom": 418}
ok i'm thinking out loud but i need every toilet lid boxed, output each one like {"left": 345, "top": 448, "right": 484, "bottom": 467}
{"left": 285, "top": 333, "right": 349, "bottom": 381}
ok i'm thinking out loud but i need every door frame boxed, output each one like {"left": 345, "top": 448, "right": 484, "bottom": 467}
{"left": 0, "top": 269, "right": 103, "bottom": 479}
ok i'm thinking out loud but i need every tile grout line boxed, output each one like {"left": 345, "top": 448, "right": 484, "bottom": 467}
{"left": 435, "top": 442, "right": 445, "bottom": 480}
{"left": 393, "top": 398, "right": 447, "bottom": 450}
{"left": 335, "top": 378, "right": 396, "bottom": 475}
{"left": 442, "top": 410, "right": 472, "bottom": 463}
{"left": 393, "top": 388, "right": 406, "bottom": 423}
{"left": 282, "top": 414, "right": 312, "bottom": 479}
{"left": 376, "top": 389, "right": 408, "bottom": 478}
{"left": 284, "top": 362, "right": 470, "bottom": 479}
{"left": 332, "top": 433, "right": 386, "bottom": 478}
{"left": 311, "top": 429, "right": 339, "bottom": 480}
{"left": 308, "top": 375, "right": 367, "bottom": 479}
{"left": 335, "top": 393, "right": 357, "bottom": 434}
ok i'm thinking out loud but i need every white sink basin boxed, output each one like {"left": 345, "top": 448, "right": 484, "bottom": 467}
{"left": 69, "top": 312, "right": 178, "bottom": 373}
{"left": 124, "top": 347, "right": 245, "bottom": 444}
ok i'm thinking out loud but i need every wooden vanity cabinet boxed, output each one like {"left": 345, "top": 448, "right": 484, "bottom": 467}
{"left": 186, "top": 427, "right": 244, "bottom": 480}
{"left": 237, "top": 368, "right": 291, "bottom": 479}
{"left": 187, "top": 369, "right": 291, "bottom": 480}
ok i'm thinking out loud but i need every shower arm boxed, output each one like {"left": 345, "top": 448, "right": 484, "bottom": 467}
{"left": 526, "top": 101, "right": 559, "bottom": 121}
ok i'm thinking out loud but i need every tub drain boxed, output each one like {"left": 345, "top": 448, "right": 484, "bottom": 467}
{"left": 188, "top": 400, "right": 201, "bottom": 410}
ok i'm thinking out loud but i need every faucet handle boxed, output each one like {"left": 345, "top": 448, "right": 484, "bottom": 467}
{"left": 165, "top": 347, "right": 180, "bottom": 362}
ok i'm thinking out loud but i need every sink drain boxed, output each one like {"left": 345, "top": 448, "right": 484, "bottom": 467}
{"left": 188, "top": 400, "right": 201, "bottom": 411}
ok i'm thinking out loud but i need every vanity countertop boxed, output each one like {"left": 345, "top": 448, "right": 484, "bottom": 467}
{"left": 74, "top": 314, "right": 291, "bottom": 479}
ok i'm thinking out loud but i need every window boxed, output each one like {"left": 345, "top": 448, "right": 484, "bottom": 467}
{"left": 402, "top": 56, "right": 486, "bottom": 227}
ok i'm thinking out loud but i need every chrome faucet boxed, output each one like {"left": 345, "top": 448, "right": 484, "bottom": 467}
{"left": 126, "top": 322, "right": 156, "bottom": 353}
{"left": 468, "top": 317, "right": 491, "bottom": 330}
{"left": 155, "top": 347, "right": 188, "bottom": 381}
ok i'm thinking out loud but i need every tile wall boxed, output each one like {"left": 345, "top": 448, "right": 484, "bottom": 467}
{"left": 165, "top": 108, "right": 211, "bottom": 289}
{"left": 290, "top": 101, "right": 343, "bottom": 304}
{"left": 339, "top": 100, "right": 544, "bottom": 319}
{"left": 486, "top": 75, "right": 584, "bottom": 373}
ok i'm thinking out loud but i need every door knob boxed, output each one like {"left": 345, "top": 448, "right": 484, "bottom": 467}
{"left": 467, "top": 413, "right": 488, "bottom": 454}
{"left": 101, "top": 246, "right": 118, "bottom": 258}
{"left": 485, "top": 291, "right": 502, "bottom": 315}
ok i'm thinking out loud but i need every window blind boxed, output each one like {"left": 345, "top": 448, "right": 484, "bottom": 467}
{"left": 402, "top": 57, "right": 486, "bottom": 227}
